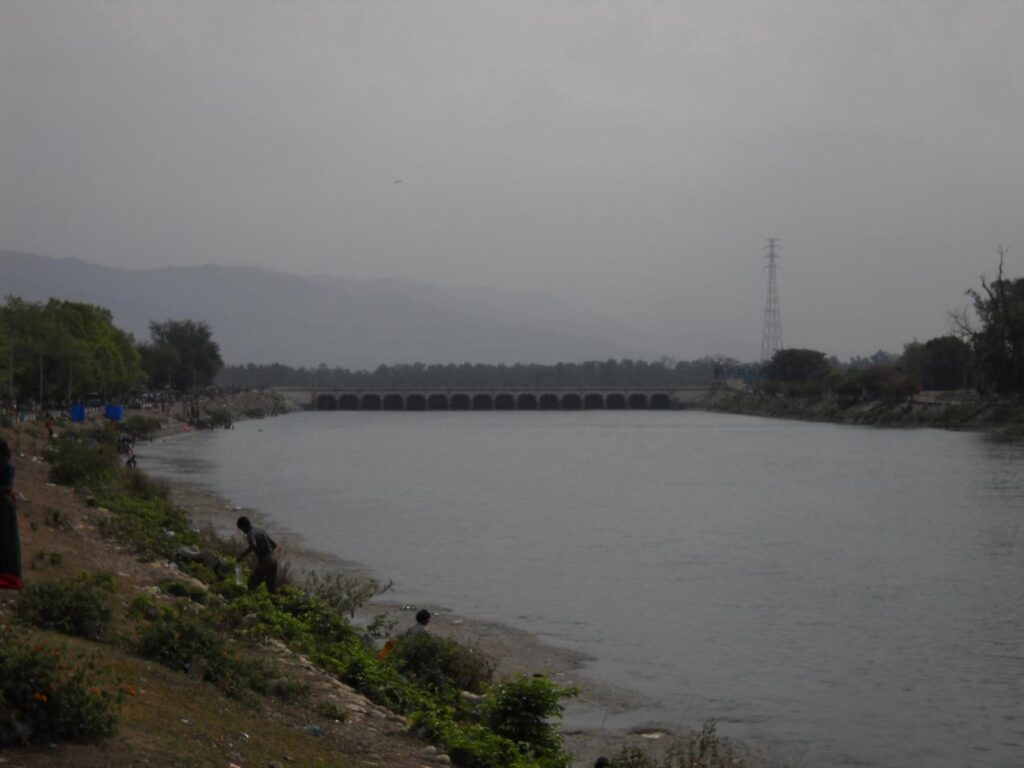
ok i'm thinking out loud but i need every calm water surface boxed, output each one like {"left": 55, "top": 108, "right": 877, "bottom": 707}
{"left": 141, "top": 411, "right": 1024, "bottom": 767}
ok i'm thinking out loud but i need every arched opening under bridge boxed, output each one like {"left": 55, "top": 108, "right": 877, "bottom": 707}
{"left": 338, "top": 394, "right": 360, "bottom": 410}
{"left": 583, "top": 393, "right": 604, "bottom": 409}
{"left": 539, "top": 394, "right": 560, "bottom": 410}
{"left": 361, "top": 394, "right": 381, "bottom": 411}
{"left": 383, "top": 394, "right": 404, "bottom": 410}
{"left": 315, "top": 394, "right": 337, "bottom": 410}
{"left": 495, "top": 394, "right": 515, "bottom": 410}
{"left": 472, "top": 394, "right": 493, "bottom": 410}
{"left": 517, "top": 394, "right": 538, "bottom": 410}
{"left": 450, "top": 394, "right": 471, "bottom": 410}
{"left": 406, "top": 394, "right": 427, "bottom": 411}
{"left": 427, "top": 394, "right": 448, "bottom": 410}
{"left": 650, "top": 393, "right": 671, "bottom": 409}
{"left": 606, "top": 393, "right": 627, "bottom": 409}
{"left": 628, "top": 393, "right": 649, "bottom": 409}
{"left": 561, "top": 393, "right": 582, "bottom": 410}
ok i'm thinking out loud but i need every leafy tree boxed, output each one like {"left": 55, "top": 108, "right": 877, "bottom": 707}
{"left": 957, "top": 249, "right": 1024, "bottom": 396}
{"left": 0, "top": 297, "right": 142, "bottom": 403}
{"left": 902, "top": 336, "right": 971, "bottom": 391}
{"left": 139, "top": 319, "right": 223, "bottom": 391}
{"left": 762, "top": 348, "right": 830, "bottom": 383}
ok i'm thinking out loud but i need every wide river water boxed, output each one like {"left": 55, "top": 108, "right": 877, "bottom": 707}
{"left": 140, "top": 411, "right": 1023, "bottom": 767}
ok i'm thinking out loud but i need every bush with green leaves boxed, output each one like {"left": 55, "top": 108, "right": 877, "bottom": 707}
{"left": 17, "top": 573, "right": 116, "bottom": 640}
{"left": 123, "top": 413, "right": 163, "bottom": 438}
{"left": 485, "top": 675, "right": 575, "bottom": 765}
{"left": 0, "top": 626, "right": 122, "bottom": 744}
{"left": 390, "top": 631, "right": 494, "bottom": 695}
{"left": 136, "top": 610, "right": 226, "bottom": 677}
{"left": 96, "top": 487, "right": 200, "bottom": 558}
{"left": 44, "top": 431, "right": 119, "bottom": 488}
{"left": 136, "top": 606, "right": 291, "bottom": 700}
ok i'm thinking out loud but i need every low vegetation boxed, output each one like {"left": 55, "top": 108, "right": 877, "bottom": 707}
{"left": 609, "top": 721, "right": 785, "bottom": 768}
{"left": 0, "top": 625, "right": 123, "bottom": 745}
{"left": 24, "top": 425, "right": 578, "bottom": 767}
{"left": 17, "top": 573, "right": 116, "bottom": 640}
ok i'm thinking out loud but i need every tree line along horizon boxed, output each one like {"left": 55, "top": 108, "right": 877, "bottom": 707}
{"left": 1, "top": 259, "right": 1021, "bottom": 404}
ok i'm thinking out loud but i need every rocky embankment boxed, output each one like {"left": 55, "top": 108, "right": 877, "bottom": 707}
{"left": 701, "top": 389, "right": 1024, "bottom": 433}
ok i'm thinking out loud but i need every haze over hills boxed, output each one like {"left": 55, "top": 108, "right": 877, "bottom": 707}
{"left": 0, "top": 251, "right": 669, "bottom": 368}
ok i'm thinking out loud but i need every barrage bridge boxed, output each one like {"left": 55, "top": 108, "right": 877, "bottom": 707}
{"left": 275, "top": 386, "right": 713, "bottom": 411}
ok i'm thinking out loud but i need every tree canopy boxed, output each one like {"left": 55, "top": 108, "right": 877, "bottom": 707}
{"left": 0, "top": 297, "right": 143, "bottom": 403}
{"left": 139, "top": 319, "right": 224, "bottom": 391}
{"left": 960, "top": 251, "right": 1024, "bottom": 396}
{"left": 762, "top": 348, "right": 830, "bottom": 383}
{"left": 217, "top": 358, "right": 729, "bottom": 390}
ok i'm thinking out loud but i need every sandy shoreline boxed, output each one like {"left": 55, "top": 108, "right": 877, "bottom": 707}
{"left": 139, "top": 428, "right": 675, "bottom": 765}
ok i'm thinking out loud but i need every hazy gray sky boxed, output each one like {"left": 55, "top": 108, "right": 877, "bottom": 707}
{"left": 3, "top": 1, "right": 1023, "bottom": 360}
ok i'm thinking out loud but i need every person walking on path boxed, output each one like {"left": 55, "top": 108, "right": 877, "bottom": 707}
{"left": 236, "top": 516, "right": 278, "bottom": 593}
{"left": 0, "top": 440, "right": 22, "bottom": 590}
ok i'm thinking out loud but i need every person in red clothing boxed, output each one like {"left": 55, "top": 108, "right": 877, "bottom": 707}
{"left": 0, "top": 440, "right": 21, "bottom": 590}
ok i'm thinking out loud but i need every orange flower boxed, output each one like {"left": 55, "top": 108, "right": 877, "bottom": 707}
{"left": 33, "top": 692, "right": 47, "bottom": 703}
{"left": 125, "top": 685, "right": 138, "bottom": 696}
{"left": 89, "top": 687, "right": 102, "bottom": 696}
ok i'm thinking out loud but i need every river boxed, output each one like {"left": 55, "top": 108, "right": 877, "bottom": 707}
{"left": 139, "top": 410, "right": 1024, "bottom": 767}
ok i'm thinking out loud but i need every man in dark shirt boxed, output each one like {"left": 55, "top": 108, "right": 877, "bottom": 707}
{"left": 236, "top": 516, "right": 278, "bottom": 593}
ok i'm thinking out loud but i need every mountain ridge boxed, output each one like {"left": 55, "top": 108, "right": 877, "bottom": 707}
{"left": 0, "top": 251, "right": 655, "bottom": 368}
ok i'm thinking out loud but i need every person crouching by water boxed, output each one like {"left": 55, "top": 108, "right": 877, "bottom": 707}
{"left": 0, "top": 440, "right": 22, "bottom": 591}
{"left": 236, "top": 516, "right": 278, "bottom": 593}
{"left": 405, "top": 608, "right": 431, "bottom": 636}
{"left": 379, "top": 608, "right": 432, "bottom": 660}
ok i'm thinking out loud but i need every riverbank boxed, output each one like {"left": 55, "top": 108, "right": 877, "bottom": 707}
{"left": 2, "top": 415, "right": 780, "bottom": 767}
{"left": 700, "top": 388, "right": 1024, "bottom": 433}
{"left": 139, "top": 430, "right": 679, "bottom": 766}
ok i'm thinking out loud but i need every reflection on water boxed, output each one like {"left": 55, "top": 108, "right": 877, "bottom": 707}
{"left": 141, "top": 412, "right": 1024, "bottom": 768}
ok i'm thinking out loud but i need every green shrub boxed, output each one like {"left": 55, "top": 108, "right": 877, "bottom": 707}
{"left": 127, "top": 594, "right": 164, "bottom": 621}
{"left": 390, "top": 632, "right": 494, "bottom": 695}
{"left": 96, "top": 492, "right": 199, "bottom": 558}
{"left": 0, "top": 626, "right": 122, "bottom": 744}
{"left": 17, "top": 574, "right": 116, "bottom": 640}
{"left": 123, "top": 468, "right": 170, "bottom": 501}
{"left": 411, "top": 705, "right": 521, "bottom": 768}
{"left": 159, "top": 579, "right": 207, "bottom": 604}
{"left": 137, "top": 612, "right": 226, "bottom": 677}
{"left": 315, "top": 700, "right": 349, "bottom": 721}
{"left": 44, "top": 433, "right": 119, "bottom": 487}
{"left": 123, "top": 413, "right": 163, "bottom": 438}
{"left": 43, "top": 506, "right": 72, "bottom": 530}
{"left": 136, "top": 609, "right": 283, "bottom": 699}
{"left": 204, "top": 406, "right": 233, "bottom": 429}
{"left": 485, "top": 675, "right": 574, "bottom": 764}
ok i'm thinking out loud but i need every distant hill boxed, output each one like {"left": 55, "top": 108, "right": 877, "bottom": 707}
{"left": 0, "top": 251, "right": 654, "bottom": 367}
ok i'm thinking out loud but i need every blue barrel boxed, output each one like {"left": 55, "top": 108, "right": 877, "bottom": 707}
{"left": 70, "top": 403, "right": 86, "bottom": 423}
{"left": 105, "top": 404, "right": 124, "bottom": 422}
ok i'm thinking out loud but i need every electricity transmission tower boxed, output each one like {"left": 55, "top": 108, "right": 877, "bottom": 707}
{"left": 760, "top": 238, "right": 783, "bottom": 362}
